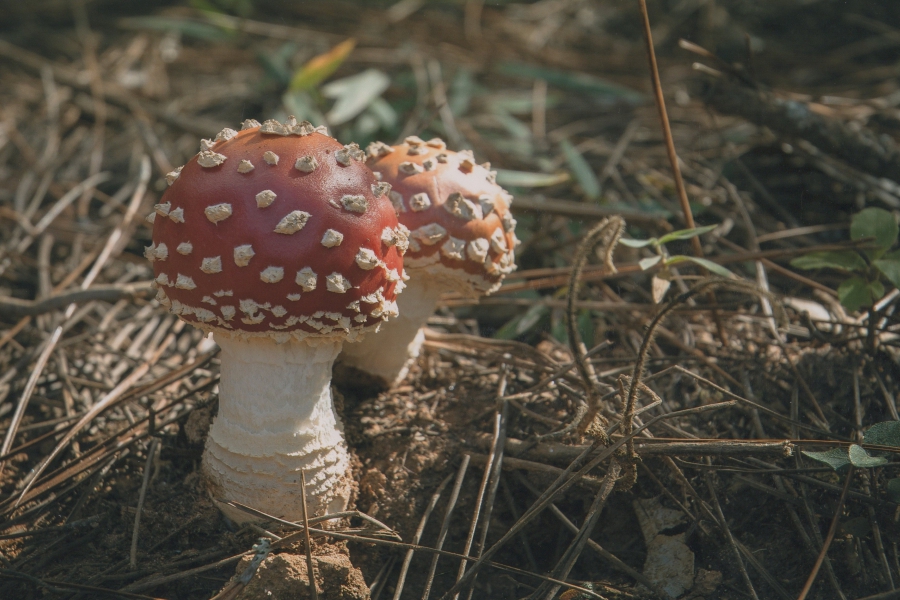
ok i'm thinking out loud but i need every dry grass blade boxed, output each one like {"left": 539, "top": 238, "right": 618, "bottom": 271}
{"left": 371, "top": 555, "right": 398, "bottom": 600}
{"left": 0, "top": 514, "right": 100, "bottom": 541}
{"left": 463, "top": 392, "right": 509, "bottom": 600}
{"left": 531, "top": 459, "right": 621, "bottom": 600}
{"left": 561, "top": 216, "right": 623, "bottom": 440}
{"left": 422, "top": 454, "right": 470, "bottom": 600}
{"left": 453, "top": 404, "right": 506, "bottom": 600}
{"left": 0, "top": 38, "right": 224, "bottom": 135}
{"left": 16, "top": 340, "right": 168, "bottom": 506}
{"left": 5, "top": 171, "right": 111, "bottom": 260}
{"left": 0, "top": 568, "right": 165, "bottom": 599}
{"left": 222, "top": 505, "right": 608, "bottom": 599}
{"left": 6, "top": 352, "right": 217, "bottom": 511}
{"left": 129, "top": 437, "right": 159, "bottom": 569}
{"left": 0, "top": 332, "right": 59, "bottom": 469}
{"left": 392, "top": 472, "right": 455, "bottom": 600}
{"left": 299, "top": 470, "right": 319, "bottom": 600}
{"left": 229, "top": 502, "right": 604, "bottom": 600}
{"left": 4, "top": 4, "right": 900, "bottom": 598}
{"left": 514, "top": 472, "right": 665, "bottom": 597}
{"left": 2, "top": 156, "right": 150, "bottom": 482}
{"left": 224, "top": 502, "right": 399, "bottom": 538}
{"left": 668, "top": 366, "right": 835, "bottom": 437}
{"left": 704, "top": 463, "right": 760, "bottom": 600}
{"left": 0, "top": 281, "right": 154, "bottom": 318}
{"left": 510, "top": 196, "right": 665, "bottom": 226}
{"left": 797, "top": 466, "right": 856, "bottom": 600}
{"left": 118, "top": 553, "right": 249, "bottom": 594}
{"left": 636, "top": 0, "right": 697, "bottom": 246}
{"left": 437, "top": 400, "right": 738, "bottom": 600}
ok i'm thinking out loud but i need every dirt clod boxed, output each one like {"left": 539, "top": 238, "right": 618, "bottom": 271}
{"left": 233, "top": 548, "right": 370, "bottom": 600}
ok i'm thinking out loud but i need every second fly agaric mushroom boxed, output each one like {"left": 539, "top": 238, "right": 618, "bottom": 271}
{"left": 146, "top": 117, "right": 407, "bottom": 521}
{"left": 338, "top": 136, "right": 517, "bottom": 386}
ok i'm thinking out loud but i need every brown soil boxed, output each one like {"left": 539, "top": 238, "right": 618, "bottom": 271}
{"left": 233, "top": 544, "right": 370, "bottom": 600}
{"left": 2, "top": 2, "right": 900, "bottom": 600}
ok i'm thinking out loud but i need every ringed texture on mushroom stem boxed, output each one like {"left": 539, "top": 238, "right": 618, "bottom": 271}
{"left": 337, "top": 136, "right": 519, "bottom": 388}
{"left": 149, "top": 117, "right": 407, "bottom": 522}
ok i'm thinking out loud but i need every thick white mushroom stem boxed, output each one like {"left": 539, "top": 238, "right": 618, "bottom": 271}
{"left": 203, "top": 335, "right": 352, "bottom": 523}
{"left": 340, "top": 278, "right": 446, "bottom": 387}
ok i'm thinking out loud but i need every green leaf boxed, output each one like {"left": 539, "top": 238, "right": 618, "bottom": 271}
{"left": 485, "top": 136, "right": 534, "bottom": 160}
{"left": 258, "top": 42, "right": 299, "bottom": 86}
{"left": 119, "top": 16, "right": 233, "bottom": 41}
{"left": 366, "top": 97, "right": 398, "bottom": 130}
{"left": 866, "top": 247, "right": 887, "bottom": 262}
{"left": 496, "top": 62, "right": 646, "bottom": 105}
{"left": 887, "top": 478, "right": 900, "bottom": 503}
{"left": 212, "top": 0, "right": 254, "bottom": 17}
{"left": 321, "top": 68, "right": 390, "bottom": 126}
{"left": 485, "top": 90, "right": 559, "bottom": 115}
{"left": 560, "top": 140, "right": 600, "bottom": 200}
{"left": 289, "top": 38, "right": 356, "bottom": 92}
{"left": 281, "top": 90, "right": 327, "bottom": 127}
{"left": 577, "top": 309, "right": 595, "bottom": 349}
{"left": 493, "top": 304, "right": 548, "bottom": 340}
{"left": 688, "top": 257, "right": 735, "bottom": 278}
{"left": 790, "top": 251, "right": 867, "bottom": 272}
{"left": 494, "top": 170, "right": 570, "bottom": 188}
{"left": 639, "top": 255, "right": 663, "bottom": 270}
{"left": 550, "top": 317, "right": 567, "bottom": 345}
{"left": 602, "top": 200, "right": 672, "bottom": 219}
{"left": 492, "top": 109, "right": 532, "bottom": 140}
{"left": 851, "top": 207, "right": 898, "bottom": 248}
{"left": 838, "top": 276, "right": 876, "bottom": 312}
{"left": 874, "top": 250, "right": 900, "bottom": 288}
{"left": 849, "top": 444, "right": 888, "bottom": 468}
{"left": 863, "top": 421, "right": 900, "bottom": 447}
{"left": 354, "top": 113, "right": 381, "bottom": 139}
{"left": 656, "top": 224, "right": 718, "bottom": 245}
{"left": 449, "top": 68, "right": 476, "bottom": 117}
{"left": 619, "top": 238, "right": 656, "bottom": 249}
{"left": 840, "top": 516, "right": 871, "bottom": 538}
{"left": 803, "top": 448, "right": 851, "bottom": 471}
{"left": 666, "top": 255, "right": 734, "bottom": 278}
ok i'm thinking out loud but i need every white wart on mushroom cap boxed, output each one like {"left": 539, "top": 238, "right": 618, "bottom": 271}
{"left": 150, "top": 119, "right": 406, "bottom": 342}
{"left": 337, "top": 138, "right": 519, "bottom": 388}
{"left": 366, "top": 136, "right": 518, "bottom": 295}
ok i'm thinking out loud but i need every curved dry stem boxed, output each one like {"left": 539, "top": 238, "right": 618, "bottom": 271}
{"left": 536, "top": 398, "right": 588, "bottom": 442}
{"left": 563, "top": 216, "right": 625, "bottom": 441}
{"left": 620, "top": 278, "right": 774, "bottom": 480}
{"left": 615, "top": 374, "right": 663, "bottom": 490}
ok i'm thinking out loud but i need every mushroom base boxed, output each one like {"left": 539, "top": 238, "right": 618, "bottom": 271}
{"left": 337, "top": 278, "right": 445, "bottom": 388}
{"left": 203, "top": 335, "right": 352, "bottom": 523}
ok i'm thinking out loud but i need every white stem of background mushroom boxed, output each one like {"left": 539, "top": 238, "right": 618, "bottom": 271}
{"left": 204, "top": 335, "right": 352, "bottom": 523}
{"left": 340, "top": 278, "right": 446, "bottom": 386}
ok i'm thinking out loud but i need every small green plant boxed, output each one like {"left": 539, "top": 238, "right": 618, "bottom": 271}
{"left": 803, "top": 420, "right": 900, "bottom": 502}
{"left": 278, "top": 39, "right": 397, "bottom": 145}
{"left": 791, "top": 207, "right": 900, "bottom": 312}
{"left": 190, "top": 0, "right": 254, "bottom": 18}
{"left": 619, "top": 224, "right": 733, "bottom": 302}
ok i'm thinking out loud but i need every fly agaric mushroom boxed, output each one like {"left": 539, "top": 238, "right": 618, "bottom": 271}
{"left": 338, "top": 136, "right": 517, "bottom": 387}
{"left": 147, "top": 117, "right": 407, "bottom": 521}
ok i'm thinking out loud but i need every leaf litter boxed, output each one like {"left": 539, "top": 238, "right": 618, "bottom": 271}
{"left": 1, "top": 1, "right": 900, "bottom": 599}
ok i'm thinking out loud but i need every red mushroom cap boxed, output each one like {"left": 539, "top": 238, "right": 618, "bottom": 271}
{"left": 366, "top": 137, "right": 517, "bottom": 295}
{"left": 146, "top": 118, "right": 407, "bottom": 342}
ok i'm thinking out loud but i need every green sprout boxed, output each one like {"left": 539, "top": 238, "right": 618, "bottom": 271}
{"left": 803, "top": 420, "right": 900, "bottom": 502}
{"left": 791, "top": 207, "right": 900, "bottom": 312}
{"left": 619, "top": 224, "right": 733, "bottom": 302}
